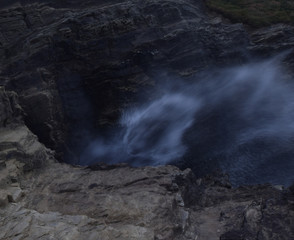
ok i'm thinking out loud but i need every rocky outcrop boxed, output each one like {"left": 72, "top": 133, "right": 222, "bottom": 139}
{"left": 0, "top": 0, "right": 294, "bottom": 239}
{"left": 0, "top": 0, "right": 250, "bottom": 161}
{"left": 249, "top": 24, "right": 294, "bottom": 56}
{"left": 1, "top": 0, "right": 293, "bottom": 162}
{"left": 248, "top": 24, "right": 294, "bottom": 72}
{"left": 1, "top": 155, "right": 294, "bottom": 239}
{"left": 0, "top": 88, "right": 292, "bottom": 240}
{"left": 0, "top": 88, "right": 22, "bottom": 127}
{"left": 0, "top": 88, "right": 54, "bottom": 199}
{"left": 0, "top": 90, "right": 293, "bottom": 239}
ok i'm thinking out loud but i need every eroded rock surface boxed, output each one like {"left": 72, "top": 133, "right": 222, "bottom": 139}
{"left": 0, "top": 0, "right": 294, "bottom": 239}
{"left": 1, "top": 154, "right": 294, "bottom": 239}
{"left": 0, "top": 88, "right": 293, "bottom": 239}
{"left": 1, "top": 0, "right": 293, "bottom": 162}
{"left": 1, "top": 0, "right": 293, "bottom": 163}
{"left": 0, "top": 0, "right": 250, "bottom": 161}
{"left": 248, "top": 24, "right": 294, "bottom": 73}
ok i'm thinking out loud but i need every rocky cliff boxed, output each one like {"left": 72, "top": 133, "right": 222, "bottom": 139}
{"left": 0, "top": 94, "right": 293, "bottom": 239}
{"left": 0, "top": 0, "right": 251, "bottom": 162}
{"left": 0, "top": 0, "right": 293, "bottom": 239}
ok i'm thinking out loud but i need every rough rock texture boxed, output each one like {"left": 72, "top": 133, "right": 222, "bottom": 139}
{"left": 1, "top": 0, "right": 293, "bottom": 162}
{"left": 0, "top": 90, "right": 292, "bottom": 240}
{"left": 248, "top": 24, "right": 294, "bottom": 72}
{"left": 1, "top": 153, "right": 294, "bottom": 239}
{"left": 0, "top": 0, "right": 294, "bottom": 239}
{"left": 0, "top": 88, "right": 22, "bottom": 127}
{"left": 0, "top": 88, "right": 54, "bottom": 198}
{"left": 0, "top": 88, "right": 293, "bottom": 239}
{"left": 0, "top": 0, "right": 250, "bottom": 161}
{"left": 1, "top": 1, "right": 293, "bottom": 162}
{"left": 249, "top": 24, "right": 294, "bottom": 56}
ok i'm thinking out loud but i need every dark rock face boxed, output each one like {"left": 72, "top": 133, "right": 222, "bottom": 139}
{"left": 0, "top": 72, "right": 293, "bottom": 240}
{"left": 0, "top": 88, "right": 22, "bottom": 127}
{"left": 248, "top": 24, "right": 294, "bottom": 74}
{"left": 249, "top": 24, "right": 294, "bottom": 56}
{"left": 0, "top": 134, "right": 293, "bottom": 240}
{"left": 0, "top": 1, "right": 293, "bottom": 165}
{"left": 0, "top": 90, "right": 291, "bottom": 239}
{"left": 0, "top": 0, "right": 250, "bottom": 161}
{"left": 0, "top": 1, "right": 293, "bottom": 238}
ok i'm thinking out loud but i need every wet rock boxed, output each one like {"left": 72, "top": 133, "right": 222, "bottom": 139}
{"left": 0, "top": 1, "right": 293, "bottom": 239}
{"left": 0, "top": 124, "right": 293, "bottom": 240}
{"left": 248, "top": 24, "right": 294, "bottom": 73}
{"left": 249, "top": 24, "right": 294, "bottom": 56}
{"left": 0, "top": 0, "right": 249, "bottom": 160}
{"left": 0, "top": 137, "right": 292, "bottom": 240}
{"left": 0, "top": 88, "right": 55, "bottom": 193}
{"left": 0, "top": 88, "right": 22, "bottom": 127}
{"left": 0, "top": 1, "right": 293, "bottom": 164}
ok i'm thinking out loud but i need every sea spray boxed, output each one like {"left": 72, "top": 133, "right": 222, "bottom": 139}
{"left": 121, "top": 93, "right": 202, "bottom": 165}
{"left": 81, "top": 55, "right": 294, "bottom": 186}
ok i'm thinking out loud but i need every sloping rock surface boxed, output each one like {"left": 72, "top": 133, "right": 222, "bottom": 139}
{"left": 248, "top": 24, "right": 294, "bottom": 72}
{"left": 0, "top": 0, "right": 250, "bottom": 161}
{"left": 0, "top": 88, "right": 293, "bottom": 240}
{"left": 0, "top": 0, "right": 294, "bottom": 239}
{"left": 1, "top": 0, "right": 293, "bottom": 163}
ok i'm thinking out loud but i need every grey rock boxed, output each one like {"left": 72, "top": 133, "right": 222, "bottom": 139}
{"left": 0, "top": 115, "right": 293, "bottom": 239}
{"left": 0, "top": 157, "right": 293, "bottom": 239}
{"left": 0, "top": 0, "right": 249, "bottom": 160}
{"left": 0, "top": 1, "right": 293, "bottom": 240}
{"left": 248, "top": 24, "right": 294, "bottom": 73}
{"left": 0, "top": 88, "right": 22, "bottom": 127}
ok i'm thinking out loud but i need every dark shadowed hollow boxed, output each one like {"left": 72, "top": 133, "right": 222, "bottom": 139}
{"left": 72, "top": 54, "right": 294, "bottom": 187}
{"left": 1, "top": 1, "right": 294, "bottom": 239}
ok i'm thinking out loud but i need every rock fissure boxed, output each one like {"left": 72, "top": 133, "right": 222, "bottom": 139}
{"left": 0, "top": 0, "right": 294, "bottom": 239}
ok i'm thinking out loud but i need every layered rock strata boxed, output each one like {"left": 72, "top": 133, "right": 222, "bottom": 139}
{"left": 0, "top": 89, "right": 293, "bottom": 239}
{"left": 0, "top": 0, "right": 293, "bottom": 239}
{"left": 0, "top": 0, "right": 250, "bottom": 160}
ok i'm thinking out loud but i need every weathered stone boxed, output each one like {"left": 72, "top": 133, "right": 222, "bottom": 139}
{"left": 0, "top": 89, "right": 22, "bottom": 127}
{"left": 0, "top": 123, "right": 293, "bottom": 240}
{"left": 0, "top": 0, "right": 250, "bottom": 160}
{"left": 248, "top": 24, "right": 294, "bottom": 74}
{"left": 0, "top": 1, "right": 293, "bottom": 240}
{"left": 0, "top": 191, "right": 8, "bottom": 208}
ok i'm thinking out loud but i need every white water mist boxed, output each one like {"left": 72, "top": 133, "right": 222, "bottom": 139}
{"left": 81, "top": 55, "right": 294, "bottom": 186}
{"left": 121, "top": 93, "right": 202, "bottom": 165}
